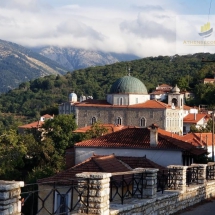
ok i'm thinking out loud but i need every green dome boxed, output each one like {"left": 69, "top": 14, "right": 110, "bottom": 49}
{"left": 109, "top": 76, "right": 148, "bottom": 94}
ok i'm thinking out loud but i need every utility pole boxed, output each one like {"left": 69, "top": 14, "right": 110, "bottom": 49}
{"left": 213, "top": 109, "right": 214, "bottom": 161}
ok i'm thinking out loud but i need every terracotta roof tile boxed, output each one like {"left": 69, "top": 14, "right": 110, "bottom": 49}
{"left": 183, "top": 113, "right": 209, "bottom": 124}
{"left": 158, "top": 84, "right": 172, "bottom": 88}
{"left": 75, "top": 99, "right": 170, "bottom": 109}
{"left": 73, "top": 124, "right": 127, "bottom": 133}
{"left": 75, "top": 127, "right": 206, "bottom": 156}
{"left": 41, "top": 114, "right": 53, "bottom": 118}
{"left": 18, "top": 114, "right": 53, "bottom": 129}
{"left": 38, "top": 154, "right": 131, "bottom": 183}
{"left": 181, "top": 133, "right": 213, "bottom": 147}
{"left": 183, "top": 105, "right": 192, "bottom": 110}
{"left": 38, "top": 154, "right": 166, "bottom": 184}
{"left": 117, "top": 156, "right": 166, "bottom": 173}
{"left": 204, "top": 78, "right": 215, "bottom": 81}
{"left": 18, "top": 121, "right": 44, "bottom": 129}
{"left": 93, "top": 155, "right": 129, "bottom": 173}
{"left": 75, "top": 99, "right": 111, "bottom": 107}
{"left": 130, "top": 100, "right": 169, "bottom": 109}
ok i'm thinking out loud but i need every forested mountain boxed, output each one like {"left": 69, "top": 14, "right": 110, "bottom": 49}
{"left": 0, "top": 39, "right": 67, "bottom": 92}
{"left": 33, "top": 46, "right": 139, "bottom": 71}
{"left": 0, "top": 52, "right": 215, "bottom": 118}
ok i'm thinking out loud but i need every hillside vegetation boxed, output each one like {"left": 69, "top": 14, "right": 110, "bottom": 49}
{"left": 0, "top": 53, "right": 215, "bottom": 118}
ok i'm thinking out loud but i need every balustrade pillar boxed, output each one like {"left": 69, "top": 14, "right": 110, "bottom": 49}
{"left": 191, "top": 163, "right": 207, "bottom": 184}
{"left": 167, "top": 165, "right": 187, "bottom": 192}
{"left": 134, "top": 168, "right": 158, "bottom": 199}
{"left": 207, "top": 162, "right": 215, "bottom": 180}
{"left": 0, "top": 181, "right": 24, "bottom": 215}
{"left": 76, "top": 172, "right": 111, "bottom": 215}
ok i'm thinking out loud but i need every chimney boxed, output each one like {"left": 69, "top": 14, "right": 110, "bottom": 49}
{"left": 149, "top": 124, "right": 159, "bottom": 147}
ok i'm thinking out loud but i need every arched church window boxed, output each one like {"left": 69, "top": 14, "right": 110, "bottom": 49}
{"left": 91, "top": 117, "right": 96, "bottom": 125}
{"left": 172, "top": 98, "right": 178, "bottom": 107}
{"left": 181, "top": 98, "right": 183, "bottom": 106}
{"left": 140, "top": 118, "right": 146, "bottom": 127}
{"left": 117, "top": 117, "right": 122, "bottom": 125}
{"left": 119, "top": 97, "right": 123, "bottom": 105}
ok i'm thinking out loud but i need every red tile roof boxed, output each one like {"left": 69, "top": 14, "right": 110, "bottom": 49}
{"left": 38, "top": 154, "right": 130, "bottom": 183}
{"left": 183, "top": 113, "right": 209, "bottom": 124}
{"left": 75, "top": 127, "right": 206, "bottom": 156}
{"left": 18, "top": 114, "right": 53, "bottom": 129}
{"left": 41, "top": 114, "right": 53, "bottom": 118}
{"left": 74, "top": 124, "right": 128, "bottom": 133}
{"left": 75, "top": 99, "right": 111, "bottom": 107}
{"left": 183, "top": 105, "right": 192, "bottom": 110}
{"left": 75, "top": 99, "right": 170, "bottom": 109}
{"left": 158, "top": 84, "right": 172, "bottom": 88}
{"left": 130, "top": 100, "right": 169, "bottom": 109}
{"left": 18, "top": 121, "right": 44, "bottom": 129}
{"left": 117, "top": 156, "right": 167, "bottom": 173}
{"left": 204, "top": 78, "right": 215, "bottom": 82}
{"left": 181, "top": 133, "right": 214, "bottom": 147}
{"left": 38, "top": 154, "right": 166, "bottom": 183}
{"left": 179, "top": 133, "right": 203, "bottom": 147}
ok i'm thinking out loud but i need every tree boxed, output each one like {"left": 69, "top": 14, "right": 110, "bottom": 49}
{"left": 84, "top": 122, "right": 108, "bottom": 139}
{"left": 19, "top": 130, "right": 64, "bottom": 182}
{"left": 0, "top": 130, "right": 27, "bottom": 179}
{"left": 42, "top": 114, "right": 77, "bottom": 155}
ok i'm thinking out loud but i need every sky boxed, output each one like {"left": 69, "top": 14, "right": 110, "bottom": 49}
{"left": 0, "top": 0, "right": 214, "bottom": 57}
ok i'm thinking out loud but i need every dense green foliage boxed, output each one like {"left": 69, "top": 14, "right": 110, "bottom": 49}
{"left": 0, "top": 115, "right": 80, "bottom": 182}
{"left": 1, "top": 53, "right": 215, "bottom": 118}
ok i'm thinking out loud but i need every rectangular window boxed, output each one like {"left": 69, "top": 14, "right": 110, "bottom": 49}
{"left": 150, "top": 111, "right": 154, "bottom": 118}
{"left": 54, "top": 192, "right": 71, "bottom": 215}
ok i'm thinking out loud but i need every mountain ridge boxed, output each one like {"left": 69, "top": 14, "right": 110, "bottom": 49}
{"left": 33, "top": 46, "right": 140, "bottom": 71}
{"left": 0, "top": 39, "right": 67, "bottom": 92}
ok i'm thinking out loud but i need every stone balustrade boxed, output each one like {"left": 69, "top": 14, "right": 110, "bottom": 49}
{"left": 0, "top": 181, "right": 24, "bottom": 215}
{"left": 74, "top": 163, "right": 215, "bottom": 214}
{"left": 2, "top": 163, "right": 215, "bottom": 215}
{"left": 76, "top": 172, "right": 111, "bottom": 215}
{"left": 191, "top": 163, "right": 207, "bottom": 184}
{"left": 167, "top": 165, "right": 187, "bottom": 192}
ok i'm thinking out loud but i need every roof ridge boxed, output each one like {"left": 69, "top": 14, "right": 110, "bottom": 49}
{"left": 154, "top": 100, "right": 168, "bottom": 107}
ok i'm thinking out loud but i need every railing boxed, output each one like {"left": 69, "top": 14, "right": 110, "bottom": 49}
{"left": 21, "top": 178, "right": 89, "bottom": 215}
{"left": 157, "top": 170, "right": 168, "bottom": 193}
{"left": 186, "top": 166, "right": 200, "bottom": 186}
{"left": 110, "top": 171, "right": 147, "bottom": 204}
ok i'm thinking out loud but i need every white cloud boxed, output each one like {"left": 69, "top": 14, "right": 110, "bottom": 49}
{"left": 0, "top": 0, "right": 206, "bottom": 57}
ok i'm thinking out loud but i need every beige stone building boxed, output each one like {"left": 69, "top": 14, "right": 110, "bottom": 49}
{"left": 59, "top": 75, "right": 184, "bottom": 134}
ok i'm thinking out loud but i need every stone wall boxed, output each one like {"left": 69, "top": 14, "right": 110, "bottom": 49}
{"left": 0, "top": 181, "right": 24, "bottom": 215}
{"left": 110, "top": 181, "right": 215, "bottom": 215}
{"left": 75, "top": 164, "right": 215, "bottom": 215}
{"left": 76, "top": 106, "right": 165, "bottom": 128}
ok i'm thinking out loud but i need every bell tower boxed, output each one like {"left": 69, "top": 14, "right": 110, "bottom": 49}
{"left": 168, "top": 85, "right": 184, "bottom": 109}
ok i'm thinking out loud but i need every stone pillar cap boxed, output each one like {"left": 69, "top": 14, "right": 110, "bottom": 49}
{"left": 76, "top": 172, "right": 112, "bottom": 179}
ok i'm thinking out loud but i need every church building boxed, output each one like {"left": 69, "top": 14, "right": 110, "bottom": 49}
{"left": 59, "top": 75, "right": 184, "bottom": 135}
